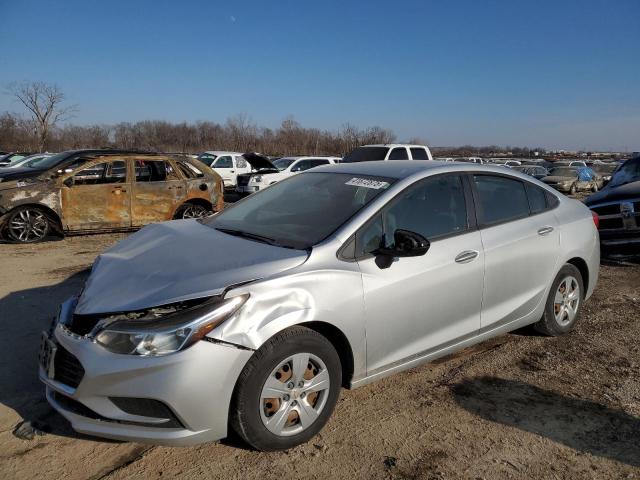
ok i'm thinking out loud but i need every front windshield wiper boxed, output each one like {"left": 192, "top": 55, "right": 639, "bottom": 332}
{"left": 215, "top": 227, "right": 287, "bottom": 247}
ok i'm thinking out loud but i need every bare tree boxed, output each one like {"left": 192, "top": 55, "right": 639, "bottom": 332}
{"left": 8, "top": 81, "right": 77, "bottom": 152}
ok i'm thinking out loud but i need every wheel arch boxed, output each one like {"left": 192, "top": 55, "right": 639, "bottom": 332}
{"left": 566, "top": 256, "right": 590, "bottom": 294}
{"left": 301, "top": 321, "right": 354, "bottom": 389}
{"left": 173, "top": 198, "right": 213, "bottom": 219}
{"left": 2, "top": 203, "right": 64, "bottom": 235}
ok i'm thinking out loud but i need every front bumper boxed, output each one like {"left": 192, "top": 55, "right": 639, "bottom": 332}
{"left": 235, "top": 185, "right": 260, "bottom": 194}
{"left": 40, "top": 299, "right": 253, "bottom": 446}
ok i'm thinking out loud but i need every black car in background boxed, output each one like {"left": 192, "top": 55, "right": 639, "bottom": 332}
{"left": 0, "top": 152, "right": 33, "bottom": 167}
{"left": 0, "top": 149, "right": 144, "bottom": 183}
{"left": 585, "top": 155, "right": 640, "bottom": 257}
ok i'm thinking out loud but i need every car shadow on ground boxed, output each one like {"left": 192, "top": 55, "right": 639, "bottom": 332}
{"left": 452, "top": 376, "right": 640, "bottom": 467}
{"left": 0, "top": 268, "right": 115, "bottom": 442}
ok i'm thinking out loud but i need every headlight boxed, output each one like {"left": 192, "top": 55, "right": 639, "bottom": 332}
{"left": 95, "top": 294, "right": 249, "bottom": 356}
{"left": 253, "top": 175, "right": 262, "bottom": 183}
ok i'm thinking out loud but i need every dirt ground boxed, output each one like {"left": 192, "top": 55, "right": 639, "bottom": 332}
{"left": 0, "top": 233, "right": 638, "bottom": 480}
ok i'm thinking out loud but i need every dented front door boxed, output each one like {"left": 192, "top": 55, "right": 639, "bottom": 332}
{"left": 131, "top": 158, "right": 187, "bottom": 226}
{"left": 61, "top": 159, "right": 132, "bottom": 231}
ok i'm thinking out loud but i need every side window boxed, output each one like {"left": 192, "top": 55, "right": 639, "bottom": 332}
{"left": 354, "top": 175, "right": 468, "bottom": 258}
{"left": 355, "top": 215, "right": 383, "bottom": 257}
{"left": 135, "top": 160, "right": 180, "bottom": 182}
{"left": 292, "top": 160, "right": 317, "bottom": 172}
{"left": 213, "top": 156, "right": 233, "bottom": 168}
{"left": 177, "top": 160, "right": 204, "bottom": 179}
{"left": 236, "top": 156, "right": 248, "bottom": 168}
{"left": 474, "top": 175, "right": 529, "bottom": 225}
{"left": 410, "top": 148, "right": 429, "bottom": 160}
{"left": 388, "top": 148, "right": 409, "bottom": 160}
{"left": 73, "top": 161, "right": 126, "bottom": 185}
{"left": 525, "top": 183, "right": 548, "bottom": 214}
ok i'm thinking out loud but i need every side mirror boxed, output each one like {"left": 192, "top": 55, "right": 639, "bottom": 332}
{"left": 374, "top": 229, "right": 430, "bottom": 268}
{"left": 63, "top": 177, "right": 74, "bottom": 188}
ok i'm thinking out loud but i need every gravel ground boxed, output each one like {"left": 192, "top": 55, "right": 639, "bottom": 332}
{"left": 0, "top": 232, "right": 638, "bottom": 480}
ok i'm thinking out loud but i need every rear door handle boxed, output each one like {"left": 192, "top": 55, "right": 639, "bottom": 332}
{"left": 538, "top": 226, "right": 554, "bottom": 236}
{"left": 455, "top": 250, "right": 479, "bottom": 264}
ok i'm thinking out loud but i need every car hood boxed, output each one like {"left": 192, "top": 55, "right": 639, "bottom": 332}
{"left": 542, "top": 175, "right": 575, "bottom": 183}
{"left": 0, "top": 166, "right": 44, "bottom": 181}
{"left": 75, "top": 219, "right": 310, "bottom": 315}
{"left": 585, "top": 180, "right": 640, "bottom": 205}
{"left": 241, "top": 152, "right": 277, "bottom": 171}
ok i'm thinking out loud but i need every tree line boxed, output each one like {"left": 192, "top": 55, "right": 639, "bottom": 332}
{"left": 1, "top": 81, "right": 544, "bottom": 157}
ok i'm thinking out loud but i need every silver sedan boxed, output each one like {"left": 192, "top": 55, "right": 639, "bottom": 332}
{"left": 39, "top": 161, "right": 600, "bottom": 450}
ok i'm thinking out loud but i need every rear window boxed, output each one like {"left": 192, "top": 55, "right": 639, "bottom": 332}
{"left": 474, "top": 175, "right": 530, "bottom": 225}
{"left": 388, "top": 148, "right": 409, "bottom": 160}
{"left": 410, "top": 148, "right": 430, "bottom": 160}
{"left": 342, "top": 147, "right": 390, "bottom": 163}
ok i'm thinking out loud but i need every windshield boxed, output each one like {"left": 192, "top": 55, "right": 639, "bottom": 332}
{"left": 342, "top": 147, "right": 389, "bottom": 163}
{"left": 28, "top": 152, "right": 69, "bottom": 170}
{"left": 204, "top": 172, "right": 395, "bottom": 249}
{"left": 549, "top": 167, "right": 578, "bottom": 177}
{"left": 608, "top": 157, "right": 640, "bottom": 187}
{"left": 272, "top": 158, "right": 295, "bottom": 171}
{"left": 197, "top": 153, "right": 217, "bottom": 166}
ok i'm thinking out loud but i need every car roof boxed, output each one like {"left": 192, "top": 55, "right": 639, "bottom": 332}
{"left": 202, "top": 151, "right": 243, "bottom": 156}
{"left": 361, "top": 144, "right": 429, "bottom": 149}
{"left": 312, "top": 160, "right": 522, "bottom": 180}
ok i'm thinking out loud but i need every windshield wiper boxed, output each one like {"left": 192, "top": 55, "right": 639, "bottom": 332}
{"left": 215, "top": 227, "right": 285, "bottom": 247}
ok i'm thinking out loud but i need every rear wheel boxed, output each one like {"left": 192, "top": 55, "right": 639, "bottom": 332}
{"left": 5, "top": 206, "right": 51, "bottom": 243}
{"left": 174, "top": 203, "right": 211, "bottom": 219}
{"left": 534, "top": 264, "right": 584, "bottom": 336}
{"left": 230, "top": 326, "right": 341, "bottom": 451}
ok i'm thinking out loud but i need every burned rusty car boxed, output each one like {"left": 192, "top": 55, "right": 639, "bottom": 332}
{"left": 0, "top": 150, "right": 224, "bottom": 243}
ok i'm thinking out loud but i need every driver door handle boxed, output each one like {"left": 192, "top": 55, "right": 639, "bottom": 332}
{"left": 538, "top": 226, "right": 554, "bottom": 236}
{"left": 455, "top": 250, "right": 479, "bottom": 264}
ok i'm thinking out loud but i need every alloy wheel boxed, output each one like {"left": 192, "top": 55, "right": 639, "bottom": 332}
{"left": 554, "top": 275, "right": 580, "bottom": 326}
{"left": 260, "top": 353, "right": 330, "bottom": 437}
{"left": 181, "top": 204, "right": 209, "bottom": 219}
{"left": 8, "top": 209, "right": 49, "bottom": 242}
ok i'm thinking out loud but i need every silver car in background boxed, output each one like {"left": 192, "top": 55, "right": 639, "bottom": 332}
{"left": 39, "top": 161, "right": 600, "bottom": 450}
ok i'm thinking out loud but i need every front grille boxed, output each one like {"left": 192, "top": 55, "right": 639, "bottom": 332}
{"left": 237, "top": 174, "right": 251, "bottom": 186}
{"left": 67, "top": 314, "right": 101, "bottom": 336}
{"left": 54, "top": 346, "right": 85, "bottom": 388}
{"left": 591, "top": 204, "right": 620, "bottom": 216}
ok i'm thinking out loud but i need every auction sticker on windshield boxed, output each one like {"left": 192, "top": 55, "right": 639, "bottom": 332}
{"left": 345, "top": 178, "right": 390, "bottom": 189}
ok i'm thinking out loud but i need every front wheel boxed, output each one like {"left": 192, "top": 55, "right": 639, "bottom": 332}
{"left": 569, "top": 184, "right": 577, "bottom": 195}
{"left": 5, "top": 206, "right": 51, "bottom": 243}
{"left": 230, "top": 326, "right": 342, "bottom": 451}
{"left": 534, "top": 264, "right": 584, "bottom": 336}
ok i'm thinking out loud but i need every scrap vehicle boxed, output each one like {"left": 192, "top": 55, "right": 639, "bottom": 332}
{"left": 585, "top": 154, "right": 640, "bottom": 257}
{"left": 342, "top": 144, "right": 433, "bottom": 162}
{"left": 236, "top": 154, "right": 340, "bottom": 195}
{"left": 512, "top": 165, "right": 549, "bottom": 180}
{"left": 591, "top": 162, "right": 619, "bottom": 185}
{"left": 0, "top": 150, "right": 223, "bottom": 243}
{"left": 196, "top": 151, "right": 252, "bottom": 189}
{"left": 39, "top": 161, "right": 599, "bottom": 450}
{"left": 541, "top": 166, "right": 603, "bottom": 194}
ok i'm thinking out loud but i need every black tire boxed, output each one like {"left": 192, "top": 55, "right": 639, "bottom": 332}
{"left": 569, "top": 184, "right": 577, "bottom": 195}
{"left": 534, "top": 264, "right": 584, "bottom": 336}
{"left": 4, "top": 206, "right": 51, "bottom": 243}
{"left": 230, "top": 326, "right": 342, "bottom": 451}
{"left": 174, "top": 202, "right": 211, "bottom": 219}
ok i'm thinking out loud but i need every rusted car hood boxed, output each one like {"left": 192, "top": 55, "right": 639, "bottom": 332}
{"left": 75, "top": 219, "right": 309, "bottom": 315}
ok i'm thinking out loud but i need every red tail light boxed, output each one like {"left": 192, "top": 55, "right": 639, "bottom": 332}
{"left": 591, "top": 211, "right": 599, "bottom": 229}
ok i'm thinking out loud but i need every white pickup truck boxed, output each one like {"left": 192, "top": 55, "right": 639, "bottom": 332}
{"left": 236, "top": 155, "right": 340, "bottom": 195}
{"left": 341, "top": 144, "right": 433, "bottom": 162}
{"left": 196, "top": 151, "right": 252, "bottom": 189}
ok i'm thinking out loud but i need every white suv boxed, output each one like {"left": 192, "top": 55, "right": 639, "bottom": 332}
{"left": 342, "top": 144, "right": 433, "bottom": 162}
{"left": 197, "top": 151, "right": 252, "bottom": 188}
{"left": 236, "top": 156, "right": 340, "bottom": 194}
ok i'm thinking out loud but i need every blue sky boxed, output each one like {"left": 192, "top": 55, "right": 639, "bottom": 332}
{"left": 1, "top": 0, "right": 638, "bottom": 150}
